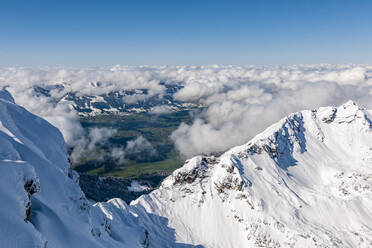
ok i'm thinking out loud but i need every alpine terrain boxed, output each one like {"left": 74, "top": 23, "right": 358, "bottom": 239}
{"left": 1, "top": 89, "right": 371, "bottom": 247}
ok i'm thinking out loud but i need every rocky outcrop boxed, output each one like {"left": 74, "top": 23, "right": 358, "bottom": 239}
{"left": 24, "top": 179, "right": 40, "bottom": 222}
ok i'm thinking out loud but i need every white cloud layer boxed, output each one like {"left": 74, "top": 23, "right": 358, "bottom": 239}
{"left": 1, "top": 64, "right": 372, "bottom": 159}
{"left": 69, "top": 127, "right": 117, "bottom": 164}
{"left": 171, "top": 65, "right": 372, "bottom": 157}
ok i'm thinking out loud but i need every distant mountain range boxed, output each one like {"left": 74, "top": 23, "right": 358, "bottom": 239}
{"left": 33, "top": 83, "right": 200, "bottom": 116}
{"left": 0, "top": 89, "right": 371, "bottom": 247}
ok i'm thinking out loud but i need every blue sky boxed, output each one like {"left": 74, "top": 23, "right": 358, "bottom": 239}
{"left": 1, "top": 0, "right": 372, "bottom": 66}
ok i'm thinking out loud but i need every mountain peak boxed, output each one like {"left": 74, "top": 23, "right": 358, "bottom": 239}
{"left": 0, "top": 89, "right": 15, "bottom": 103}
{"left": 134, "top": 101, "right": 372, "bottom": 247}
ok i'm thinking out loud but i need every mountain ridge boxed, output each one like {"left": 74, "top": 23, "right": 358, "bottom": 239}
{"left": 132, "top": 100, "right": 372, "bottom": 247}
{"left": 0, "top": 88, "right": 371, "bottom": 247}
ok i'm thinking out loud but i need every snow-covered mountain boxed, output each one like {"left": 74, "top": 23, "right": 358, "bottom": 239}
{"left": 0, "top": 89, "right": 158, "bottom": 247}
{"left": 1, "top": 88, "right": 372, "bottom": 247}
{"left": 132, "top": 100, "right": 372, "bottom": 247}
{"left": 32, "top": 84, "right": 199, "bottom": 116}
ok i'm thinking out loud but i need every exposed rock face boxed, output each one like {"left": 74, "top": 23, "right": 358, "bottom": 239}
{"left": 173, "top": 157, "right": 210, "bottom": 185}
{"left": 24, "top": 179, "right": 40, "bottom": 222}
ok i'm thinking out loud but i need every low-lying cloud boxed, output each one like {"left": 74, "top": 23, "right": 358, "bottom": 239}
{"left": 69, "top": 127, "right": 117, "bottom": 164}
{"left": 171, "top": 65, "right": 372, "bottom": 157}
{"left": 124, "top": 136, "right": 158, "bottom": 162}
{"left": 149, "top": 105, "right": 173, "bottom": 114}
{"left": 1, "top": 64, "right": 372, "bottom": 159}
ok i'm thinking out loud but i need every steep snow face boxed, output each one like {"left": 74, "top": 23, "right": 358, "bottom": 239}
{"left": 0, "top": 89, "right": 208, "bottom": 248}
{"left": 0, "top": 90, "right": 150, "bottom": 248}
{"left": 0, "top": 89, "right": 215, "bottom": 248}
{"left": 132, "top": 100, "right": 372, "bottom": 248}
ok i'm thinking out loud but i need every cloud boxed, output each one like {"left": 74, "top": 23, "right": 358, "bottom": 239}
{"left": 124, "top": 136, "right": 158, "bottom": 162}
{"left": 1, "top": 64, "right": 372, "bottom": 160}
{"left": 70, "top": 133, "right": 158, "bottom": 166}
{"left": 122, "top": 93, "right": 149, "bottom": 104}
{"left": 110, "top": 146, "right": 126, "bottom": 165}
{"left": 0, "top": 66, "right": 167, "bottom": 162}
{"left": 87, "top": 128, "right": 116, "bottom": 150}
{"left": 149, "top": 105, "right": 173, "bottom": 114}
{"left": 45, "top": 116, "right": 84, "bottom": 147}
{"left": 171, "top": 65, "right": 372, "bottom": 158}
{"left": 69, "top": 127, "right": 117, "bottom": 164}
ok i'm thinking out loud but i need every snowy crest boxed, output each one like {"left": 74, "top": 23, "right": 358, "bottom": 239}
{"left": 133, "top": 100, "right": 372, "bottom": 247}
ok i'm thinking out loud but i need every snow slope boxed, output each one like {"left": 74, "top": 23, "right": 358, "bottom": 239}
{"left": 132, "top": 100, "right": 372, "bottom": 247}
{"left": 1, "top": 87, "right": 372, "bottom": 247}
{"left": 0, "top": 90, "right": 152, "bottom": 248}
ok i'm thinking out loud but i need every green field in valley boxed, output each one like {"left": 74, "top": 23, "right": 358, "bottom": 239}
{"left": 72, "top": 111, "right": 192, "bottom": 178}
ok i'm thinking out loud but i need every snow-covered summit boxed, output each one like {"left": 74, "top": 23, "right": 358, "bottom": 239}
{"left": 133, "top": 100, "right": 372, "bottom": 247}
